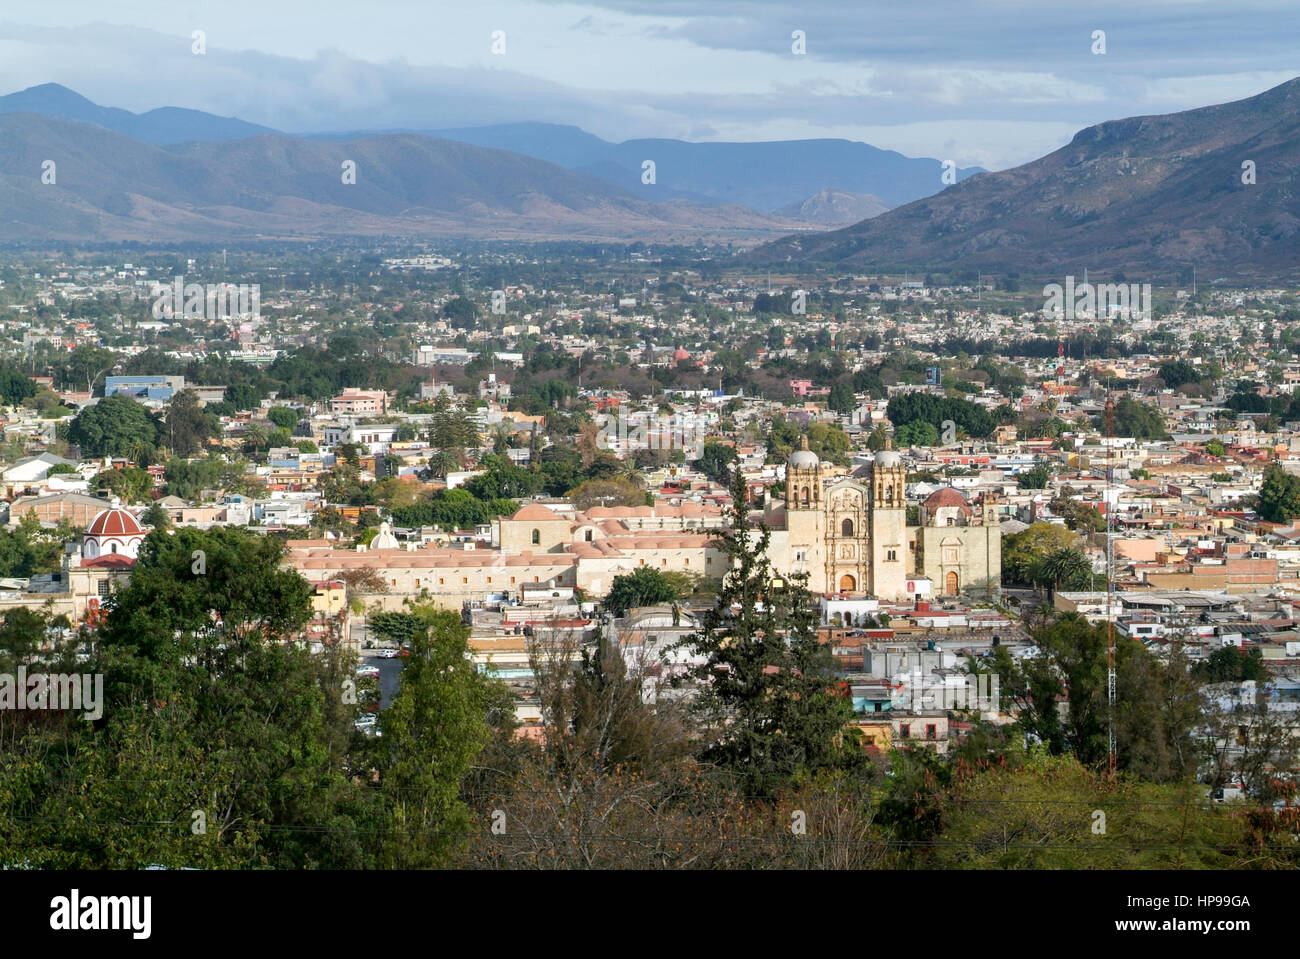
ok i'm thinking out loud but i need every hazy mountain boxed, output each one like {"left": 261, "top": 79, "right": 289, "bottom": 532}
{"left": 754, "top": 77, "right": 1300, "bottom": 277}
{"left": 2, "top": 86, "right": 983, "bottom": 215}
{"left": 0, "top": 83, "right": 278, "bottom": 143}
{"left": 414, "top": 124, "right": 983, "bottom": 211}
{"left": 776, "top": 188, "right": 892, "bottom": 226}
{"left": 0, "top": 114, "right": 810, "bottom": 242}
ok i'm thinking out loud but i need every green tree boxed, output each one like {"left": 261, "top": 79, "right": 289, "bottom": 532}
{"left": 377, "top": 608, "right": 500, "bottom": 867}
{"left": 807, "top": 422, "right": 851, "bottom": 465}
{"left": 932, "top": 754, "right": 1235, "bottom": 869}
{"left": 1018, "top": 461, "right": 1052, "bottom": 489}
{"left": 603, "top": 567, "right": 681, "bottom": 616}
{"left": 140, "top": 500, "right": 171, "bottom": 530}
{"left": 676, "top": 471, "right": 858, "bottom": 796}
{"left": 1029, "top": 546, "right": 1094, "bottom": 593}
{"left": 68, "top": 394, "right": 160, "bottom": 460}
{"left": 827, "top": 382, "right": 856, "bottom": 414}
{"left": 1256, "top": 464, "right": 1300, "bottom": 524}
{"left": 1001, "top": 522, "right": 1079, "bottom": 587}
{"left": 895, "top": 420, "right": 939, "bottom": 447}
{"left": 566, "top": 477, "right": 644, "bottom": 510}
{"left": 1050, "top": 495, "right": 1105, "bottom": 533}
{"left": 1100, "top": 396, "right": 1168, "bottom": 440}
{"left": 0, "top": 368, "right": 37, "bottom": 407}
{"left": 32, "top": 526, "right": 379, "bottom": 868}
{"left": 266, "top": 407, "right": 300, "bottom": 431}
{"left": 696, "top": 442, "right": 737, "bottom": 484}
{"left": 163, "top": 390, "right": 218, "bottom": 457}
{"left": 93, "top": 467, "right": 153, "bottom": 505}
{"left": 1191, "top": 645, "right": 1269, "bottom": 683}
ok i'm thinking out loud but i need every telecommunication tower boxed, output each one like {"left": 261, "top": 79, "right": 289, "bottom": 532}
{"left": 1105, "top": 396, "right": 1117, "bottom": 778}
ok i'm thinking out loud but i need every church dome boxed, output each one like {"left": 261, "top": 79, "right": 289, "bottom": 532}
{"left": 923, "top": 487, "right": 972, "bottom": 513}
{"left": 84, "top": 505, "right": 145, "bottom": 561}
{"left": 874, "top": 450, "right": 902, "bottom": 468}
{"left": 370, "top": 520, "right": 399, "bottom": 550}
{"left": 788, "top": 449, "right": 820, "bottom": 469}
{"left": 788, "top": 436, "right": 820, "bottom": 470}
{"left": 87, "top": 507, "right": 143, "bottom": 537}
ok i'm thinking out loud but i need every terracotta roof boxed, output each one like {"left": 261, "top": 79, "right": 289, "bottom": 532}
{"left": 511, "top": 504, "right": 564, "bottom": 522}
{"left": 86, "top": 507, "right": 144, "bottom": 537}
{"left": 82, "top": 554, "right": 136, "bottom": 569}
{"left": 923, "top": 488, "right": 972, "bottom": 513}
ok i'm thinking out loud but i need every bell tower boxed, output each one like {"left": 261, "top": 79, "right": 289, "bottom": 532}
{"left": 785, "top": 436, "right": 823, "bottom": 511}
{"left": 868, "top": 449, "right": 907, "bottom": 600}
{"left": 785, "top": 436, "right": 827, "bottom": 592}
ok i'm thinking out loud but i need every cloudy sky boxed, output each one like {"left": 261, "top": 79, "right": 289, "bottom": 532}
{"left": 0, "top": 0, "right": 1294, "bottom": 169}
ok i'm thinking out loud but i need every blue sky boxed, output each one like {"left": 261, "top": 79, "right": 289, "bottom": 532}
{"left": 0, "top": 0, "right": 1294, "bottom": 169}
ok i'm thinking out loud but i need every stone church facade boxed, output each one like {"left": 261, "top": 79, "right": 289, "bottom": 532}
{"left": 762, "top": 440, "right": 1000, "bottom": 602}
{"left": 284, "top": 439, "right": 1001, "bottom": 610}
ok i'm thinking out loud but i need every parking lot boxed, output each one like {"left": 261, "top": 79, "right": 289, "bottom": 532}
{"left": 351, "top": 649, "right": 405, "bottom": 735}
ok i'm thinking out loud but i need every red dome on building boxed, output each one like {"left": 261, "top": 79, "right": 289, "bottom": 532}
{"left": 87, "top": 507, "right": 144, "bottom": 538}
{"left": 84, "top": 506, "right": 146, "bottom": 560}
{"left": 922, "top": 487, "right": 971, "bottom": 513}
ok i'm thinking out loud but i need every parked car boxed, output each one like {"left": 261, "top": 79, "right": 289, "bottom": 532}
{"left": 353, "top": 715, "right": 381, "bottom": 737}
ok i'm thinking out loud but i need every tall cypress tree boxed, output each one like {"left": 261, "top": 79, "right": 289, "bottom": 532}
{"left": 678, "top": 471, "right": 856, "bottom": 796}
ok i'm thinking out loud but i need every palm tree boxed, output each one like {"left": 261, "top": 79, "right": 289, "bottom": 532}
{"left": 241, "top": 423, "right": 267, "bottom": 456}
{"left": 428, "top": 449, "right": 460, "bottom": 479}
{"left": 126, "top": 439, "right": 154, "bottom": 468}
{"left": 1034, "top": 547, "right": 1093, "bottom": 597}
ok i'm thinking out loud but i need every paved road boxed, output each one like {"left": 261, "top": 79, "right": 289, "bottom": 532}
{"left": 362, "top": 654, "right": 404, "bottom": 709}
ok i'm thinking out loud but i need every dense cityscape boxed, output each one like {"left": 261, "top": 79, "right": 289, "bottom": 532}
{"left": 0, "top": 244, "right": 1297, "bottom": 872}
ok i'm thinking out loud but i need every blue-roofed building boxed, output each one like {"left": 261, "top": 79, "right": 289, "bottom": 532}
{"left": 104, "top": 375, "right": 185, "bottom": 402}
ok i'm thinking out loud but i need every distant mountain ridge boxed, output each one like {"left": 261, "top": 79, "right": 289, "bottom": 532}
{"left": 362, "top": 123, "right": 984, "bottom": 211}
{"left": 753, "top": 76, "right": 1300, "bottom": 277}
{"left": 0, "top": 113, "right": 812, "bottom": 242}
{"left": 0, "top": 83, "right": 277, "bottom": 143}
{"left": 1, "top": 84, "right": 983, "bottom": 219}
{"left": 775, "top": 189, "right": 891, "bottom": 226}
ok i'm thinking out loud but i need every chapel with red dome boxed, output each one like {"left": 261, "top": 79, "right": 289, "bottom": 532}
{"left": 84, "top": 505, "right": 145, "bottom": 560}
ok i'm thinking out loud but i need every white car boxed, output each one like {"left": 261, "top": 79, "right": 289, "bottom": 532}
{"left": 353, "top": 715, "right": 380, "bottom": 736}
{"left": 375, "top": 648, "right": 398, "bottom": 659}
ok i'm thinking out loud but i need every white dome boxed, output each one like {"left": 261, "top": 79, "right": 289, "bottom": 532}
{"left": 874, "top": 450, "right": 902, "bottom": 468}
{"left": 788, "top": 449, "right": 820, "bottom": 470}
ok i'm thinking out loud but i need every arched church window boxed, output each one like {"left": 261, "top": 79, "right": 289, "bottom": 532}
{"left": 531, "top": 529, "right": 540, "bottom": 545}
{"left": 841, "top": 518, "right": 854, "bottom": 537}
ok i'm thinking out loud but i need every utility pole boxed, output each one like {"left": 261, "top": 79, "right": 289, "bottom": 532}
{"left": 1105, "top": 395, "right": 1117, "bottom": 780}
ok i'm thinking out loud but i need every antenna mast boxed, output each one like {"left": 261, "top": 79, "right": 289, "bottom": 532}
{"left": 1105, "top": 394, "right": 1117, "bottom": 779}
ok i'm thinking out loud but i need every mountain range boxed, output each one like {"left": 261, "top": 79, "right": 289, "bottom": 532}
{"left": 0, "top": 82, "right": 276, "bottom": 144}
{"left": 0, "top": 84, "right": 964, "bottom": 219}
{"left": 0, "top": 112, "right": 817, "bottom": 242}
{"left": 3, "top": 79, "right": 1297, "bottom": 271}
{"left": 753, "top": 76, "right": 1300, "bottom": 277}
{"left": 330, "top": 123, "right": 973, "bottom": 211}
